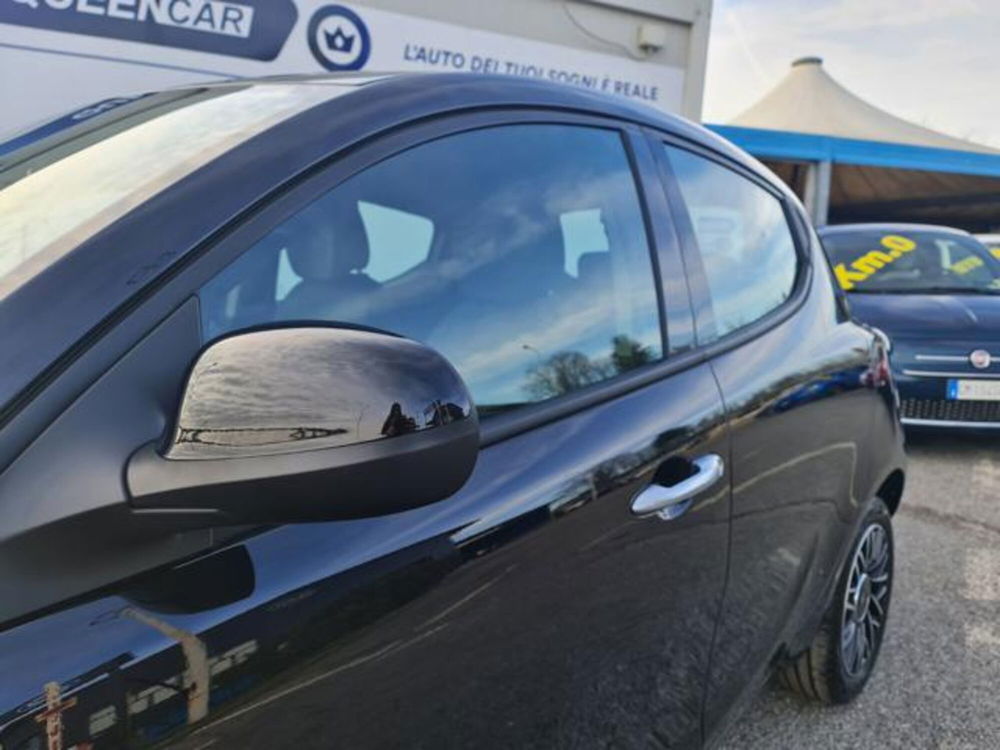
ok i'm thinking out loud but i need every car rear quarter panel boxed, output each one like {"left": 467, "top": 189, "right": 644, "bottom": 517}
{"left": 702, "top": 229, "right": 905, "bottom": 739}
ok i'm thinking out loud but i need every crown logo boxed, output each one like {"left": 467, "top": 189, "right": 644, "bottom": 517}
{"left": 325, "top": 26, "right": 355, "bottom": 53}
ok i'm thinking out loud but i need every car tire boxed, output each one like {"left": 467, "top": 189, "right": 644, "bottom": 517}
{"left": 779, "top": 498, "right": 894, "bottom": 704}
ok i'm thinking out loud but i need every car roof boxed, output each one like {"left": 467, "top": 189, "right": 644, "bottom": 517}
{"left": 818, "top": 222, "right": 971, "bottom": 237}
{"left": 196, "top": 72, "right": 769, "bottom": 170}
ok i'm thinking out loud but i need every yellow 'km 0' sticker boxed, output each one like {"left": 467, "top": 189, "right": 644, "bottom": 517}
{"left": 834, "top": 235, "right": 916, "bottom": 290}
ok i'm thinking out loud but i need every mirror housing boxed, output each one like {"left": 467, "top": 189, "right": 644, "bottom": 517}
{"left": 127, "top": 326, "right": 478, "bottom": 525}
{"left": 122, "top": 545, "right": 255, "bottom": 614}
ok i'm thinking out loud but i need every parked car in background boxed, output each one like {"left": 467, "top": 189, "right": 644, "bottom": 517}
{"left": 821, "top": 223, "right": 1000, "bottom": 428}
{"left": 0, "top": 74, "right": 904, "bottom": 749}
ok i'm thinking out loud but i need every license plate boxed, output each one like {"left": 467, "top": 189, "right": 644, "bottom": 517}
{"left": 947, "top": 379, "right": 1000, "bottom": 401}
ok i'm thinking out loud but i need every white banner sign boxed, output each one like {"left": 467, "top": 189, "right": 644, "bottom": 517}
{"left": 0, "top": 1, "right": 686, "bottom": 137}
{"left": 305, "top": 4, "right": 684, "bottom": 112}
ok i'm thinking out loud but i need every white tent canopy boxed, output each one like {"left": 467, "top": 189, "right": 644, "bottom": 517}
{"left": 711, "top": 57, "right": 1000, "bottom": 230}
{"left": 731, "top": 56, "right": 997, "bottom": 154}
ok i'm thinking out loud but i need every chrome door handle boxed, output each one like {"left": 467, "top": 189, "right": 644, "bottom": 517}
{"left": 630, "top": 454, "right": 725, "bottom": 521}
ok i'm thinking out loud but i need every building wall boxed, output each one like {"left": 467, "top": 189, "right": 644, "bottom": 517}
{"left": 356, "top": 0, "right": 711, "bottom": 117}
{"left": 0, "top": 0, "right": 712, "bottom": 138}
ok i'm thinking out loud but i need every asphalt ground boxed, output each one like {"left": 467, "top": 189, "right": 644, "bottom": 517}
{"left": 720, "top": 430, "right": 1000, "bottom": 749}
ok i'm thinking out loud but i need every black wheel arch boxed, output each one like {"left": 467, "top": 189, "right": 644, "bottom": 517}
{"left": 876, "top": 468, "right": 905, "bottom": 515}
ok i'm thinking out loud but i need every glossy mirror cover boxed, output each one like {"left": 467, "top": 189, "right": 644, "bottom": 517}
{"left": 168, "top": 326, "right": 473, "bottom": 459}
{"left": 127, "top": 325, "right": 479, "bottom": 523}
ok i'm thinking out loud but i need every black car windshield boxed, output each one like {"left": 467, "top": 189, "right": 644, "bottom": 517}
{"left": 823, "top": 229, "right": 1000, "bottom": 294}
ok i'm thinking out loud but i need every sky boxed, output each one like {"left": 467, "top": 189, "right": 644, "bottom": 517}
{"left": 702, "top": 0, "right": 1000, "bottom": 147}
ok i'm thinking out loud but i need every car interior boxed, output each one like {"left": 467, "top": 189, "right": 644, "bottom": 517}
{"left": 200, "top": 126, "right": 663, "bottom": 411}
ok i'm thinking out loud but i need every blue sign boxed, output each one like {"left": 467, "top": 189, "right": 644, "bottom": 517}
{"left": 307, "top": 4, "right": 370, "bottom": 71}
{"left": 0, "top": 0, "right": 297, "bottom": 61}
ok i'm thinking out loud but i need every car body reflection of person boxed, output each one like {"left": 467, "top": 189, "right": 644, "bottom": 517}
{"left": 381, "top": 402, "right": 417, "bottom": 436}
{"left": 424, "top": 399, "right": 466, "bottom": 427}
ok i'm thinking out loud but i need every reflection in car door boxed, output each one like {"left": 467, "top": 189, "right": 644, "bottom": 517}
{"left": 0, "top": 303, "right": 733, "bottom": 750}
{"left": 0, "top": 116, "right": 733, "bottom": 750}
{"left": 654, "top": 140, "right": 880, "bottom": 734}
{"left": 175, "top": 368, "right": 730, "bottom": 749}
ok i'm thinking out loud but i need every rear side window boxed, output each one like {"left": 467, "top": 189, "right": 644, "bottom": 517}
{"left": 663, "top": 145, "right": 798, "bottom": 341}
{"left": 200, "top": 124, "right": 662, "bottom": 416}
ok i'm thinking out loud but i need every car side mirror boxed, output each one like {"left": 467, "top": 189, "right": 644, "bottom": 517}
{"left": 126, "top": 326, "right": 479, "bottom": 525}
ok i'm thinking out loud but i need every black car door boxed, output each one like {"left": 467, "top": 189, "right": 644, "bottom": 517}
{"left": 0, "top": 115, "right": 731, "bottom": 749}
{"left": 650, "top": 138, "right": 883, "bottom": 733}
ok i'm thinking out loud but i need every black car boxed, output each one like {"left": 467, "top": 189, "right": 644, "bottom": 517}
{"left": 821, "top": 223, "right": 1000, "bottom": 429}
{"left": 0, "top": 74, "right": 904, "bottom": 749}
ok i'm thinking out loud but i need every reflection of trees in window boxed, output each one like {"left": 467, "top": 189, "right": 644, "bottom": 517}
{"left": 525, "top": 336, "right": 653, "bottom": 400}
{"left": 526, "top": 352, "right": 612, "bottom": 400}
{"left": 610, "top": 335, "right": 653, "bottom": 373}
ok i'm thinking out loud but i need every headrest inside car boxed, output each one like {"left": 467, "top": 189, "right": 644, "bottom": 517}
{"left": 278, "top": 199, "right": 371, "bottom": 281}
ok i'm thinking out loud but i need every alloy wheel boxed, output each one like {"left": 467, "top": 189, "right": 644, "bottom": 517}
{"left": 840, "top": 523, "right": 891, "bottom": 678}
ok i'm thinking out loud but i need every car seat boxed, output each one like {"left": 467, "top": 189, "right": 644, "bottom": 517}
{"left": 277, "top": 198, "right": 379, "bottom": 322}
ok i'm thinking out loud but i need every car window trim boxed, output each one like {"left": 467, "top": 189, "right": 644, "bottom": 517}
{"left": 644, "top": 127, "right": 814, "bottom": 359}
{"left": 616, "top": 124, "right": 671, "bottom": 358}
{"left": 4, "top": 108, "right": 707, "bottom": 469}
{"left": 195, "top": 113, "right": 706, "bottom": 446}
{"left": 622, "top": 127, "right": 697, "bottom": 357}
{"left": 185, "top": 111, "right": 680, "bottom": 443}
